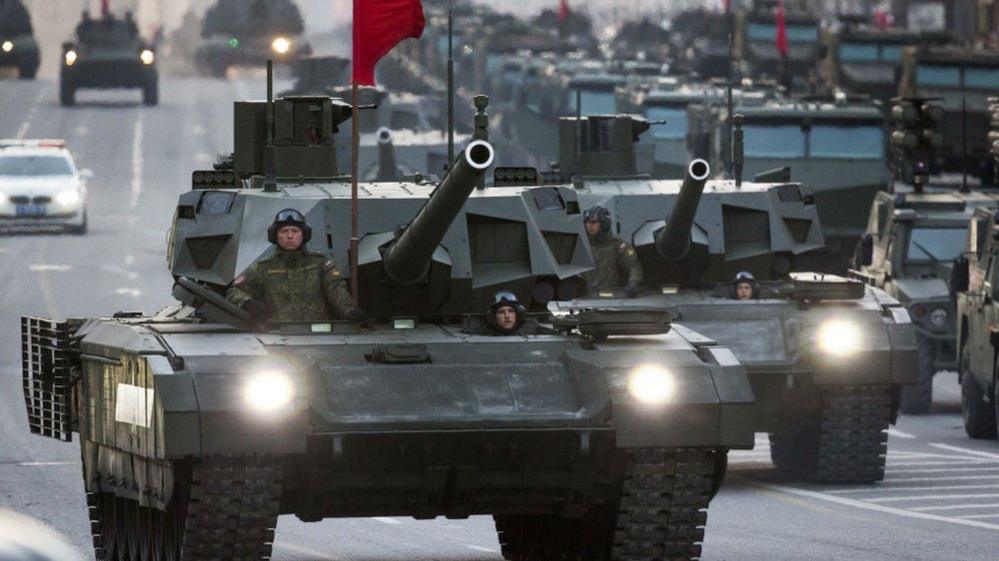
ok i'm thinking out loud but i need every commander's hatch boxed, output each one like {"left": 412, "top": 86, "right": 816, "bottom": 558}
{"left": 548, "top": 302, "right": 672, "bottom": 338}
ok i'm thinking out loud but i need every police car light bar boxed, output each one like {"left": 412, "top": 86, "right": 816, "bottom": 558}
{"left": 0, "top": 139, "right": 67, "bottom": 149}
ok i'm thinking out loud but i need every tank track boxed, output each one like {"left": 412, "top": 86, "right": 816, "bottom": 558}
{"left": 181, "top": 455, "right": 283, "bottom": 561}
{"left": 813, "top": 385, "right": 891, "bottom": 484}
{"left": 494, "top": 448, "right": 718, "bottom": 561}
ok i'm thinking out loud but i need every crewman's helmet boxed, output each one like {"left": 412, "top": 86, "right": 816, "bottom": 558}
{"left": 267, "top": 208, "right": 313, "bottom": 245}
{"left": 583, "top": 205, "right": 611, "bottom": 234}
{"left": 486, "top": 290, "right": 526, "bottom": 334}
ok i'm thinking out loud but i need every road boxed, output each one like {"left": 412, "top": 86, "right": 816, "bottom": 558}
{"left": 1, "top": 77, "right": 998, "bottom": 561}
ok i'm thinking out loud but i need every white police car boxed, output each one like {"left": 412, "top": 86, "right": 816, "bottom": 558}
{"left": 0, "top": 140, "right": 89, "bottom": 234}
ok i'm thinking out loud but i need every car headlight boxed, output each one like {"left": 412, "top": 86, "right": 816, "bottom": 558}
{"left": 140, "top": 49, "right": 155, "bottom": 65}
{"left": 627, "top": 364, "right": 675, "bottom": 405}
{"left": 64, "top": 50, "right": 77, "bottom": 66}
{"left": 929, "top": 308, "right": 948, "bottom": 328}
{"left": 2, "top": 41, "right": 13, "bottom": 53}
{"left": 55, "top": 190, "right": 81, "bottom": 206}
{"left": 243, "top": 370, "right": 295, "bottom": 413}
{"left": 817, "top": 319, "right": 861, "bottom": 356}
{"left": 271, "top": 36, "right": 291, "bottom": 54}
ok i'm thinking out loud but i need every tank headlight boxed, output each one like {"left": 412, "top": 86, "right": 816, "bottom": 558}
{"left": 243, "top": 370, "right": 295, "bottom": 413}
{"left": 817, "top": 319, "right": 861, "bottom": 356}
{"left": 271, "top": 37, "right": 291, "bottom": 54}
{"left": 64, "top": 50, "right": 78, "bottom": 66}
{"left": 140, "top": 49, "right": 155, "bottom": 65}
{"left": 627, "top": 364, "right": 675, "bottom": 405}
{"left": 2, "top": 41, "right": 13, "bottom": 53}
{"left": 55, "top": 190, "right": 81, "bottom": 206}
{"left": 929, "top": 308, "right": 948, "bottom": 328}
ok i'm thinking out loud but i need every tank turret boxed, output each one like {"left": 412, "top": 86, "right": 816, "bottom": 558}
{"left": 382, "top": 140, "right": 494, "bottom": 284}
{"left": 654, "top": 159, "right": 711, "bottom": 261}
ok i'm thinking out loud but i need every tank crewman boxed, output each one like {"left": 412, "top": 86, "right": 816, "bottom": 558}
{"left": 226, "top": 208, "right": 369, "bottom": 324}
{"left": 581, "top": 205, "right": 643, "bottom": 297}
{"left": 484, "top": 290, "right": 526, "bottom": 335}
{"left": 732, "top": 271, "right": 756, "bottom": 300}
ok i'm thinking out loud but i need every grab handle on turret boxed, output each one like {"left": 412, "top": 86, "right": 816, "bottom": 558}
{"left": 655, "top": 159, "right": 710, "bottom": 261}
{"left": 382, "top": 140, "right": 495, "bottom": 285}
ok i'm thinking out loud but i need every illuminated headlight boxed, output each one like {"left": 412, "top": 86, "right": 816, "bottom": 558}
{"left": 64, "top": 50, "right": 77, "bottom": 66}
{"left": 55, "top": 190, "right": 81, "bottom": 206}
{"left": 627, "top": 364, "right": 675, "bottom": 405}
{"left": 140, "top": 49, "right": 155, "bottom": 65}
{"left": 243, "top": 370, "right": 295, "bottom": 413}
{"left": 2, "top": 41, "right": 13, "bottom": 53}
{"left": 271, "top": 37, "right": 291, "bottom": 54}
{"left": 929, "top": 308, "right": 948, "bottom": 328}
{"left": 817, "top": 319, "right": 861, "bottom": 356}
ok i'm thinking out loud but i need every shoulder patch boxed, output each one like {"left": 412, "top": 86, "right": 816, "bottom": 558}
{"left": 324, "top": 260, "right": 342, "bottom": 277}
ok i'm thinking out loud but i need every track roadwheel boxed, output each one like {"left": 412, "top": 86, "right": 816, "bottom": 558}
{"left": 899, "top": 339, "right": 935, "bottom": 415}
{"left": 961, "top": 364, "right": 997, "bottom": 439}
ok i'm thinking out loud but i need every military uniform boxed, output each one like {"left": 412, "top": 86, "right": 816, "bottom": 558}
{"left": 582, "top": 234, "right": 643, "bottom": 291}
{"left": 226, "top": 248, "right": 356, "bottom": 322}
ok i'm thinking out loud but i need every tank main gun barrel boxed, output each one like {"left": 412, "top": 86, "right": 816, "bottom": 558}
{"left": 383, "top": 140, "right": 495, "bottom": 285}
{"left": 375, "top": 127, "right": 399, "bottom": 181}
{"left": 655, "top": 159, "right": 711, "bottom": 261}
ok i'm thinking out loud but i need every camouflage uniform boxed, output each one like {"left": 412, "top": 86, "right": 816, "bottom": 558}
{"left": 225, "top": 248, "right": 356, "bottom": 322}
{"left": 582, "top": 234, "right": 643, "bottom": 291}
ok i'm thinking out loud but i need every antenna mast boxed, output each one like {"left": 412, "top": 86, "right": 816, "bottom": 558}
{"left": 447, "top": 0, "right": 455, "bottom": 166}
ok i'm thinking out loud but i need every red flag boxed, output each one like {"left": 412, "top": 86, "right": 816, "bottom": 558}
{"left": 100, "top": 0, "right": 110, "bottom": 17}
{"left": 352, "top": 0, "right": 426, "bottom": 86}
{"left": 723, "top": 0, "right": 731, "bottom": 13}
{"left": 775, "top": 0, "right": 788, "bottom": 57}
{"left": 558, "top": 0, "right": 570, "bottom": 23}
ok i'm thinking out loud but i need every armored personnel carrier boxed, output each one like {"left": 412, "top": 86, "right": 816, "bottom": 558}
{"left": 196, "top": 0, "right": 311, "bottom": 77}
{"left": 898, "top": 45, "right": 999, "bottom": 184}
{"left": 0, "top": 0, "right": 40, "bottom": 79}
{"left": 688, "top": 93, "right": 889, "bottom": 271}
{"left": 543, "top": 114, "right": 917, "bottom": 482}
{"left": 21, "top": 88, "right": 755, "bottom": 560}
{"left": 60, "top": 10, "right": 158, "bottom": 106}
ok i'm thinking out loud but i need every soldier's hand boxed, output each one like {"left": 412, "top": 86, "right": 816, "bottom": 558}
{"left": 347, "top": 308, "right": 373, "bottom": 327}
{"left": 241, "top": 299, "right": 275, "bottom": 322}
{"left": 624, "top": 281, "right": 639, "bottom": 298}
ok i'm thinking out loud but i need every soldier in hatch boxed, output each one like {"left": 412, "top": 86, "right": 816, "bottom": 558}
{"left": 226, "top": 208, "right": 369, "bottom": 324}
{"left": 731, "top": 271, "right": 756, "bottom": 300}
{"left": 484, "top": 290, "right": 526, "bottom": 335}
{"left": 581, "top": 205, "right": 642, "bottom": 297}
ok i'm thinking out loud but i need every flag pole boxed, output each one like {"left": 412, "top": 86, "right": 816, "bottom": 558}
{"left": 447, "top": 0, "right": 455, "bottom": 166}
{"left": 350, "top": 4, "right": 360, "bottom": 301}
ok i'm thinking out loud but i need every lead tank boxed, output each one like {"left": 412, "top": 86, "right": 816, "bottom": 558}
{"left": 21, "top": 88, "right": 755, "bottom": 560}
{"left": 546, "top": 114, "right": 917, "bottom": 483}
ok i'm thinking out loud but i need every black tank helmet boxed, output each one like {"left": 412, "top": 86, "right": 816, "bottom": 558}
{"left": 486, "top": 290, "right": 526, "bottom": 334}
{"left": 583, "top": 205, "right": 611, "bottom": 234}
{"left": 267, "top": 208, "right": 313, "bottom": 245}
{"left": 731, "top": 270, "right": 757, "bottom": 298}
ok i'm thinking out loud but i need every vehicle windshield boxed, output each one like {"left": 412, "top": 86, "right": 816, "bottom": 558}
{"left": 839, "top": 43, "right": 878, "bottom": 62}
{"left": 880, "top": 45, "right": 902, "bottom": 62}
{"left": 965, "top": 67, "right": 999, "bottom": 90}
{"left": 906, "top": 227, "right": 967, "bottom": 263}
{"left": 810, "top": 125, "right": 884, "bottom": 159}
{"left": 747, "top": 23, "right": 817, "bottom": 43}
{"left": 566, "top": 89, "right": 617, "bottom": 115}
{"left": 645, "top": 105, "right": 687, "bottom": 140}
{"left": 916, "top": 64, "right": 960, "bottom": 87}
{"left": 0, "top": 155, "right": 74, "bottom": 176}
{"left": 744, "top": 124, "right": 805, "bottom": 158}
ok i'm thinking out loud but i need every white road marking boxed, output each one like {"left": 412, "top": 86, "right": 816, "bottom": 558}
{"left": 885, "top": 459, "right": 997, "bottom": 467}
{"left": 886, "top": 466, "right": 999, "bottom": 475}
{"left": 274, "top": 541, "right": 339, "bottom": 560}
{"left": 15, "top": 461, "right": 75, "bottom": 467}
{"left": 192, "top": 125, "right": 206, "bottom": 135}
{"left": 885, "top": 475, "right": 999, "bottom": 483}
{"left": 912, "top": 503, "right": 999, "bottom": 512}
{"left": 467, "top": 545, "right": 498, "bottom": 553}
{"left": 864, "top": 493, "right": 999, "bottom": 503}
{"left": 74, "top": 125, "right": 89, "bottom": 136}
{"left": 115, "top": 288, "right": 143, "bottom": 298}
{"left": 930, "top": 443, "right": 999, "bottom": 461}
{"left": 15, "top": 93, "right": 42, "bottom": 139}
{"left": 887, "top": 428, "right": 916, "bottom": 439}
{"left": 372, "top": 517, "right": 401, "bottom": 525}
{"left": 29, "top": 264, "right": 71, "bottom": 272}
{"left": 129, "top": 114, "right": 145, "bottom": 211}
{"left": 957, "top": 514, "right": 999, "bottom": 520}
{"left": 829, "top": 484, "right": 999, "bottom": 495}
{"left": 759, "top": 482, "right": 999, "bottom": 532}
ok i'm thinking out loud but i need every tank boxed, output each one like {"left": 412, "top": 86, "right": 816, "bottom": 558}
{"left": 547, "top": 114, "right": 918, "bottom": 483}
{"left": 195, "top": 0, "right": 311, "bottom": 77}
{"left": 60, "top": 10, "right": 158, "bottom": 106}
{"left": 736, "top": 1, "right": 821, "bottom": 91}
{"left": 21, "top": 87, "right": 756, "bottom": 561}
{"left": 0, "top": 0, "right": 40, "bottom": 79}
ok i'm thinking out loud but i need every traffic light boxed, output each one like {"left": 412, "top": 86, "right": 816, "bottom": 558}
{"left": 889, "top": 98, "right": 943, "bottom": 189}
{"left": 989, "top": 96, "right": 998, "bottom": 185}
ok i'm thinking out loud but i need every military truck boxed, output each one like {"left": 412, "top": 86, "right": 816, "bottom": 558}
{"left": 688, "top": 94, "right": 890, "bottom": 271}
{"left": 0, "top": 0, "right": 40, "bottom": 79}
{"left": 196, "top": 0, "right": 311, "bottom": 77}
{"left": 60, "top": 12, "right": 158, "bottom": 106}
{"left": 541, "top": 114, "right": 918, "bottom": 482}
{"left": 21, "top": 87, "right": 756, "bottom": 560}
{"left": 898, "top": 45, "right": 999, "bottom": 184}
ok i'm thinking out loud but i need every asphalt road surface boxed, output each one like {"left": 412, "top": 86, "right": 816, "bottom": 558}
{"left": 2, "top": 77, "right": 999, "bottom": 561}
